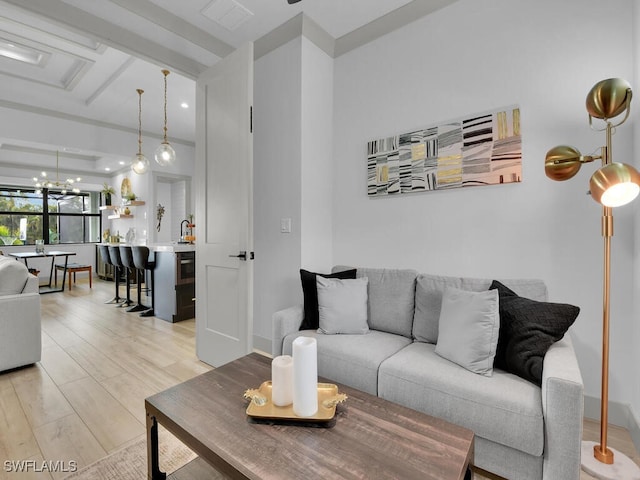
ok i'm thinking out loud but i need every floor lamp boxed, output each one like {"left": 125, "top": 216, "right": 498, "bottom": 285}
{"left": 545, "top": 78, "right": 640, "bottom": 480}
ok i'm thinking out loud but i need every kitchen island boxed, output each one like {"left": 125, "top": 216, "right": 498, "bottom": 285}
{"left": 150, "top": 243, "right": 195, "bottom": 323}
{"left": 96, "top": 243, "right": 195, "bottom": 322}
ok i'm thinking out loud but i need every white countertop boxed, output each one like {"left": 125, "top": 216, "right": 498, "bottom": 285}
{"left": 98, "top": 242, "right": 195, "bottom": 253}
{"left": 148, "top": 243, "right": 196, "bottom": 253}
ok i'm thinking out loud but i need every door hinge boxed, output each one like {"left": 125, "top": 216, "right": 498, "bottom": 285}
{"left": 250, "top": 106, "right": 253, "bottom": 133}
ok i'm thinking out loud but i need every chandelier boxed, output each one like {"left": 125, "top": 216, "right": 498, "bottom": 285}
{"left": 33, "top": 151, "right": 81, "bottom": 194}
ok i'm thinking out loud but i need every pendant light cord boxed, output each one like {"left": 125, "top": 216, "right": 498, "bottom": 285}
{"left": 137, "top": 89, "right": 144, "bottom": 155}
{"left": 161, "top": 69, "right": 170, "bottom": 143}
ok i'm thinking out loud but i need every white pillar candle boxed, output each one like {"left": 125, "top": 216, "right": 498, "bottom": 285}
{"left": 271, "top": 355, "right": 293, "bottom": 407}
{"left": 292, "top": 336, "right": 318, "bottom": 417}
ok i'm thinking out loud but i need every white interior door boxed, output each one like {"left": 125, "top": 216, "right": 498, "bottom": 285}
{"left": 195, "top": 42, "right": 253, "bottom": 367}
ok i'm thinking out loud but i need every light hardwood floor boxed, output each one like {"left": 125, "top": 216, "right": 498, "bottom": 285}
{"left": 0, "top": 277, "right": 638, "bottom": 479}
{"left": 0, "top": 278, "right": 211, "bottom": 480}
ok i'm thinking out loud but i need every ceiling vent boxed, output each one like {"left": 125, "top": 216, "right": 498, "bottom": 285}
{"left": 201, "top": 0, "right": 254, "bottom": 31}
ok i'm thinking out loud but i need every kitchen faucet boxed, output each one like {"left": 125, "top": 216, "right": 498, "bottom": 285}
{"left": 180, "top": 219, "right": 190, "bottom": 243}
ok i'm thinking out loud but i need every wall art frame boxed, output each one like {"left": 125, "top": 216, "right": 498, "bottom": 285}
{"left": 367, "top": 105, "right": 522, "bottom": 197}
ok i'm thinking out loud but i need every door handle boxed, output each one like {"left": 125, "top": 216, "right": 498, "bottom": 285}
{"left": 229, "top": 251, "right": 247, "bottom": 261}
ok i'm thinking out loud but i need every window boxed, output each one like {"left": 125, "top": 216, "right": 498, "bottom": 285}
{"left": 0, "top": 187, "right": 101, "bottom": 246}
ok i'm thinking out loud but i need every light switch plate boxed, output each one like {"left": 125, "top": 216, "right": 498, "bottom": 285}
{"left": 280, "top": 217, "right": 291, "bottom": 233}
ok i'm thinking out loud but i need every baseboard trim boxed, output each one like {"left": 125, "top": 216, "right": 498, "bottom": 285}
{"left": 252, "top": 335, "right": 272, "bottom": 357}
{"left": 584, "top": 395, "right": 640, "bottom": 453}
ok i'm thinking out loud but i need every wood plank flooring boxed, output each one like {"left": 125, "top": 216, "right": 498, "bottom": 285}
{"left": 0, "top": 278, "right": 211, "bottom": 479}
{"left": 0, "top": 277, "right": 638, "bottom": 479}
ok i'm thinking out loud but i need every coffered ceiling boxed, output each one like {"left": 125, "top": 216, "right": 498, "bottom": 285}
{"left": 0, "top": 0, "right": 457, "bottom": 179}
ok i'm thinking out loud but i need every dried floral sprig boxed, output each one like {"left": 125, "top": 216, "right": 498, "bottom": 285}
{"left": 156, "top": 204, "right": 165, "bottom": 232}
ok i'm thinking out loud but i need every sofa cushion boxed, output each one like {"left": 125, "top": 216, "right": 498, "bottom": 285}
{"left": 317, "top": 276, "right": 369, "bottom": 334}
{"left": 378, "top": 342, "right": 544, "bottom": 457}
{"left": 283, "top": 330, "right": 411, "bottom": 395}
{"left": 299, "top": 268, "right": 357, "bottom": 330}
{"left": 435, "top": 287, "right": 500, "bottom": 376}
{"left": 353, "top": 268, "right": 417, "bottom": 338}
{"left": 413, "top": 274, "right": 463, "bottom": 343}
{"left": 413, "top": 274, "right": 549, "bottom": 343}
{"left": 490, "top": 280, "right": 579, "bottom": 386}
{"left": 0, "top": 255, "right": 29, "bottom": 295}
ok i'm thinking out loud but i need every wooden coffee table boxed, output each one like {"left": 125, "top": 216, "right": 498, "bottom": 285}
{"left": 145, "top": 353, "right": 474, "bottom": 480}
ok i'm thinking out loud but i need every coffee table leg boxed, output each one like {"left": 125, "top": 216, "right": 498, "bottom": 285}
{"left": 146, "top": 413, "right": 166, "bottom": 480}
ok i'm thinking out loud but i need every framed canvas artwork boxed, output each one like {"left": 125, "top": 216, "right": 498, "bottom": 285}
{"left": 367, "top": 106, "right": 522, "bottom": 196}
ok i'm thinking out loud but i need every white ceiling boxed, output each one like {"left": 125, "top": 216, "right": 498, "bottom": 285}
{"left": 0, "top": 0, "right": 456, "bottom": 177}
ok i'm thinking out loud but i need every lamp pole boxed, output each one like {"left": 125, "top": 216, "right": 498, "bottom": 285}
{"left": 595, "top": 126, "right": 613, "bottom": 464}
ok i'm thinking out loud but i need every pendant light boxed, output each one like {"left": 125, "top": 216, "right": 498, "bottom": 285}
{"left": 154, "top": 69, "right": 176, "bottom": 166}
{"left": 132, "top": 88, "right": 149, "bottom": 175}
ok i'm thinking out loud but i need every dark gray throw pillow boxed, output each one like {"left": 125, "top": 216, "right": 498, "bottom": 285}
{"left": 490, "top": 280, "right": 579, "bottom": 386}
{"left": 299, "top": 269, "right": 357, "bottom": 330}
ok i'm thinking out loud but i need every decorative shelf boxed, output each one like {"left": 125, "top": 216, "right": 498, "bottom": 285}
{"left": 103, "top": 200, "right": 144, "bottom": 220}
{"left": 101, "top": 201, "right": 145, "bottom": 210}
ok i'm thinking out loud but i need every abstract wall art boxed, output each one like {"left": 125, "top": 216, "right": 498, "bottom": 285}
{"left": 367, "top": 106, "right": 522, "bottom": 197}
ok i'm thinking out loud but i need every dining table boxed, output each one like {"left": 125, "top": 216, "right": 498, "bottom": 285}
{"left": 9, "top": 250, "right": 77, "bottom": 294}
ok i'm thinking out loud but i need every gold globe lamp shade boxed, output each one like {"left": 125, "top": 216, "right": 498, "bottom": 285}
{"left": 590, "top": 162, "right": 640, "bottom": 207}
{"left": 544, "top": 145, "right": 593, "bottom": 181}
{"left": 586, "top": 78, "right": 632, "bottom": 121}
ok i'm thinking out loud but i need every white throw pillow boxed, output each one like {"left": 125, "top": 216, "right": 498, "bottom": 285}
{"left": 435, "top": 287, "right": 499, "bottom": 376}
{"left": 316, "top": 276, "right": 369, "bottom": 335}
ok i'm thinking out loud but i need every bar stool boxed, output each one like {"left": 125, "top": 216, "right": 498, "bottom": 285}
{"left": 108, "top": 246, "right": 132, "bottom": 307}
{"left": 99, "top": 245, "right": 121, "bottom": 304}
{"left": 132, "top": 246, "right": 155, "bottom": 317}
{"left": 119, "top": 245, "right": 146, "bottom": 313}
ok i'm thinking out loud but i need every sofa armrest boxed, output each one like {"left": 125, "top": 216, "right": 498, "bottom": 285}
{"left": 23, "top": 274, "right": 39, "bottom": 293}
{"left": 272, "top": 305, "right": 303, "bottom": 357}
{"left": 0, "top": 292, "right": 42, "bottom": 372}
{"left": 541, "top": 335, "right": 584, "bottom": 480}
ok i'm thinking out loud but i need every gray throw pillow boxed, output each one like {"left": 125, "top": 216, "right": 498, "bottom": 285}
{"left": 316, "top": 276, "right": 369, "bottom": 335}
{"left": 435, "top": 287, "right": 500, "bottom": 376}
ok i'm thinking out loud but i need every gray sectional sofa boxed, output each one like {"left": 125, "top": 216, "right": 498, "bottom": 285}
{"left": 272, "top": 267, "right": 584, "bottom": 480}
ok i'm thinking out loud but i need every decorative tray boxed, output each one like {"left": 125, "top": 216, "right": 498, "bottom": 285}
{"left": 244, "top": 381, "right": 347, "bottom": 422}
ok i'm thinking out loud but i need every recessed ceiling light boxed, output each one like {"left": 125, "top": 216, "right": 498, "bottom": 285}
{"left": 119, "top": 161, "right": 125, "bottom": 165}
{"left": 105, "top": 167, "right": 111, "bottom": 172}
{"left": 181, "top": 102, "right": 189, "bottom": 109}
{"left": 0, "top": 39, "right": 45, "bottom": 65}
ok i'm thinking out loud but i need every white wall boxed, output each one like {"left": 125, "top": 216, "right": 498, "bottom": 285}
{"left": 155, "top": 179, "right": 174, "bottom": 243}
{"left": 632, "top": 0, "right": 640, "bottom": 443}
{"left": 332, "top": 0, "right": 636, "bottom": 410}
{"left": 300, "top": 37, "right": 334, "bottom": 271}
{"left": 253, "top": 35, "right": 335, "bottom": 350}
{"left": 254, "top": 38, "right": 304, "bottom": 347}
